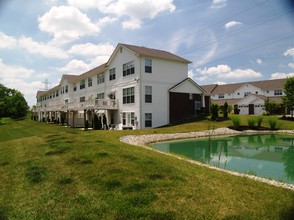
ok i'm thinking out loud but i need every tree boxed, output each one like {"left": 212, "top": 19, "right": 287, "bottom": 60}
{"left": 210, "top": 104, "right": 219, "bottom": 120}
{"left": 9, "top": 91, "right": 29, "bottom": 119}
{"left": 0, "top": 83, "right": 29, "bottom": 119}
{"left": 223, "top": 102, "right": 229, "bottom": 118}
{"left": 283, "top": 77, "right": 294, "bottom": 117}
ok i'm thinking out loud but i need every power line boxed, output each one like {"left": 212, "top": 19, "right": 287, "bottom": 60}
{"left": 179, "top": 8, "right": 294, "bottom": 57}
{"left": 160, "top": 0, "right": 270, "bottom": 50}
{"left": 196, "top": 33, "right": 294, "bottom": 70}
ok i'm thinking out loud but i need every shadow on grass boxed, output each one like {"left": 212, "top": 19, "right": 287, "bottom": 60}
{"left": 25, "top": 166, "right": 48, "bottom": 183}
{"left": 280, "top": 197, "right": 294, "bottom": 219}
{"left": 157, "top": 114, "right": 210, "bottom": 128}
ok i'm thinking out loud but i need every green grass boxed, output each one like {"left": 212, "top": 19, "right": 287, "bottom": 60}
{"left": 0, "top": 116, "right": 294, "bottom": 219}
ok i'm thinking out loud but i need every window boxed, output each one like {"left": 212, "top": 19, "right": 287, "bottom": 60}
{"left": 109, "top": 68, "right": 116, "bottom": 81}
{"left": 122, "top": 112, "right": 135, "bottom": 126}
{"left": 65, "top": 99, "right": 69, "bottom": 104}
{"left": 123, "top": 87, "right": 135, "bottom": 104}
{"left": 97, "top": 93, "right": 105, "bottom": 99}
{"left": 145, "top": 113, "right": 152, "bottom": 127}
{"left": 244, "top": 92, "right": 251, "bottom": 97}
{"left": 88, "top": 77, "right": 92, "bottom": 87}
{"left": 274, "top": 89, "right": 282, "bottom": 96}
{"left": 189, "top": 93, "right": 193, "bottom": 100}
{"left": 123, "top": 61, "right": 135, "bottom": 76}
{"left": 56, "top": 91, "right": 59, "bottom": 97}
{"left": 80, "top": 96, "right": 85, "bottom": 102}
{"left": 80, "top": 80, "right": 85, "bottom": 89}
{"left": 218, "top": 94, "right": 224, "bottom": 99}
{"left": 65, "top": 85, "right": 68, "bottom": 93}
{"left": 73, "top": 84, "right": 77, "bottom": 92}
{"left": 97, "top": 73, "right": 104, "bottom": 84}
{"left": 145, "top": 86, "right": 152, "bottom": 103}
{"left": 195, "top": 101, "right": 201, "bottom": 110}
{"left": 145, "top": 59, "right": 152, "bottom": 73}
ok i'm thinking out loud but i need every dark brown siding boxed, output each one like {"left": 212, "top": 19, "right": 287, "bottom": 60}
{"left": 170, "top": 92, "right": 204, "bottom": 123}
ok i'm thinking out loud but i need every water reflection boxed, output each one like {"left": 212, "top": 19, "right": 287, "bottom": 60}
{"left": 152, "top": 134, "right": 294, "bottom": 184}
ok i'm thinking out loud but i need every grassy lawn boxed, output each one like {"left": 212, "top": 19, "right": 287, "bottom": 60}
{"left": 0, "top": 115, "right": 294, "bottom": 219}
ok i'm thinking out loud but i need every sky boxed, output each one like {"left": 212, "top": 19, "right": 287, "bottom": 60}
{"left": 0, "top": 0, "right": 294, "bottom": 107}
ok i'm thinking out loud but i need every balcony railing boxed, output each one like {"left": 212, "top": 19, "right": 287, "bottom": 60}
{"left": 35, "top": 99, "right": 118, "bottom": 112}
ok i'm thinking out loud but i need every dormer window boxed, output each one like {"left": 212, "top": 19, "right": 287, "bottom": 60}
{"left": 218, "top": 94, "right": 224, "bottom": 99}
{"left": 244, "top": 92, "right": 251, "bottom": 97}
{"left": 274, "top": 89, "right": 282, "bottom": 96}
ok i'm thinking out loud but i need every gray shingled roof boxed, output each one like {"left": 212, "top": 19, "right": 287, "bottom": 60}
{"left": 121, "top": 43, "right": 192, "bottom": 64}
{"left": 202, "top": 78, "right": 287, "bottom": 95}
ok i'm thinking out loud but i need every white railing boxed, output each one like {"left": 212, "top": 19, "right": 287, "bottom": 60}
{"left": 35, "top": 99, "right": 118, "bottom": 112}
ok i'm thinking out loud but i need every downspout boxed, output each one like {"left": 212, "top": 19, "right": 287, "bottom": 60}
{"left": 139, "top": 55, "right": 142, "bottom": 129}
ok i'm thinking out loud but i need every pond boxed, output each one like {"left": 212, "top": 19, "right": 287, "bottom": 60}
{"left": 151, "top": 134, "right": 294, "bottom": 184}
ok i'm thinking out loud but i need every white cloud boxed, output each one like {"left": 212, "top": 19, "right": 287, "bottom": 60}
{"left": 214, "top": 81, "right": 226, "bottom": 85}
{"left": 68, "top": 0, "right": 176, "bottom": 30}
{"left": 18, "top": 36, "right": 69, "bottom": 59}
{"left": 97, "top": 16, "right": 118, "bottom": 27}
{"left": 225, "top": 21, "right": 242, "bottom": 29}
{"left": 0, "top": 32, "right": 17, "bottom": 49}
{"left": 68, "top": 42, "right": 114, "bottom": 58}
{"left": 59, "top": 59, "right": 90, "bottom": 75}
{"left": 256, "top": 58, "right": 263, "bottom": 64}
{"left": 67, "top": 0, "right": 96, "bottom": 10}
{"left": 38, "top": 6, "right": 100, "bottom": 45}
{"left": 196, "top": 64, "right": 262, "bottom": 79}
{"left": 0, "top": 59, "right": 34, "bottom": 79}
{"left": 211, "top": 0, "right": 227, "bottom": 8}
{"left": 270, "top": 72, "right": 294, "bottom": 79}
{"left": 35, "top": 72, "right": 50, "bottom": 79}
{"left": 284, "top": 48, "right": 294, "bottom": 57}
{"left": 283, "top": 48, "right": 294, "bottom": 70}
{"left": 194, "top": 31, "right": 218, "bottom": 67}
{"left": 1, "top": 77, "right": 43, "bottom": 107}
{"left": 122, "top": 18, "right": 142, "bottom": 30}
{"left": 188, "top": 69, "right": 195, "bottom": 79}
{"left": 89, "top": 56, "right": 110, "bottom": 67}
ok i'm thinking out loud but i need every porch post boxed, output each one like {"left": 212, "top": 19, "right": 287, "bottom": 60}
{"left": 84, "top": 109, "right": 87, "bottom": 130}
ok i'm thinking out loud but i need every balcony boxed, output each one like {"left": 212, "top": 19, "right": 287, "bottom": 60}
{"left": 36, "top": 99, "right": 118, "bottom": 112}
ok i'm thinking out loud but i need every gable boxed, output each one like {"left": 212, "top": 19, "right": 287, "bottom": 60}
{"left": 236, "top": 94, "right": 265, "bottom": 105}
{"left": 169, "top": 78, "right": 205, "bottom": 94}
{"left": 235, "top": 83, "right": 262, "bottom": 95}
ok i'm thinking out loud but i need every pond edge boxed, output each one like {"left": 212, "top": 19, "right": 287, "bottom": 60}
{"left": 120, "top": 127, "right": 294, "bottom": 191}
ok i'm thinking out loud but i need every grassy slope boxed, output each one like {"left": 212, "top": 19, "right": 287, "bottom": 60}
{"left": 0, "top": 116, "right": 294, "bottom": 219}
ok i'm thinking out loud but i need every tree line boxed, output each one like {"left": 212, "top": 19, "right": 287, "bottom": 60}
{"left": 0, "top": 83, "right": 29, "bottom": 119}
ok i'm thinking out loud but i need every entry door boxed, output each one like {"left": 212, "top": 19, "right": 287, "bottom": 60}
{"left": 249, "top": 104, "right": 254, "bottom": 115}
{"left": 123, "top": 112, "right": 135, "bottom": 127}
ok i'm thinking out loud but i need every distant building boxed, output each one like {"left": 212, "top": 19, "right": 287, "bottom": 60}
{"left": 34, "top": 43, "right": 209, "bottom": 129}
{"left": 202, "top": 78, "right": 288, "bottom": 115}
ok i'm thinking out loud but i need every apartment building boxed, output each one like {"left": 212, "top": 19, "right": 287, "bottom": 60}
{"left": 35, "top": 43, "right": 209, "bottom": 129}
{"left": 202, "top": 78, "right": 287, "bottom": 115}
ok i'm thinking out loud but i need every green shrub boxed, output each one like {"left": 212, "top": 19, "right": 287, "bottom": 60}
{"left": 232, "top": 116, "right": 241, "bottom": 128}
{"left": 247, "top": 118, "right": 256, "bottom": 127}
{"left": 210, "top": 104, "right": 219, "bottom": 120}
{"left": 223, "top": 102, "right": 229, "bottom": 118}
{"left": 257, "top": 116, "right": 263, "bottom": 127}
{"left": 268, "top": 117, "right": 277, "bottom": 130}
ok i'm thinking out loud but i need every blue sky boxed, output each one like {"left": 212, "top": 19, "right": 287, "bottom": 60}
{"left": 0, "top": 0, "right": 294, "bottom": 107}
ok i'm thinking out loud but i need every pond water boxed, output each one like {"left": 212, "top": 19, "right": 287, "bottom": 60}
{"left": 151, "top": 134, "right": 294, "bottom": 184}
